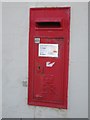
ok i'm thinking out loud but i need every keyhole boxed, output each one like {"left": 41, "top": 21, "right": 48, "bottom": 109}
{"left": 38, "top": 66, "right": 40, "bottom": 70}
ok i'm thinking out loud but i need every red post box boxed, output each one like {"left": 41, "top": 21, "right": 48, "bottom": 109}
{"left": 28, "top": 7, "right": 70, "bottom": 109}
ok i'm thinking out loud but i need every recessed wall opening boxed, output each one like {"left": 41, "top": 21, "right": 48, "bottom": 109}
{"left": 36, "top": 22, "right": 61, "bottom": 28}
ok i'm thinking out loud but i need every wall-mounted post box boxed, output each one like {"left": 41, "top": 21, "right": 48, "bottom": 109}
{"left": 28, "top": 7, "right": 70, "bottom": 109}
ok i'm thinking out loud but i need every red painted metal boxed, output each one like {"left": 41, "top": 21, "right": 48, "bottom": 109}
{"left": 28, "top": 7, "right": 70, "bottom": 109}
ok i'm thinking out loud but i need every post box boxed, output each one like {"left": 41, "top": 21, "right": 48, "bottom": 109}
{"left": 28, "top": 7, "right": 70, "bottom": 109}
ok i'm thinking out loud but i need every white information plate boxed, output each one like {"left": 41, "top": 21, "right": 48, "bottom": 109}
{"left": 38, "top": 44, "right": 58, "bottom": 57}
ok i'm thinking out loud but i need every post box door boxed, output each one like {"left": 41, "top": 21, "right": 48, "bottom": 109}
{"left": 28, "top": 8, "right": 70, "bottom": 109}
{"left": 34, "top": 38, "right": 64, "bottom": 103}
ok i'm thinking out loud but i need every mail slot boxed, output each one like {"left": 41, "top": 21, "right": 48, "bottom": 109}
{"left": 28, "top": 7, "right": 70, "bottom": 109}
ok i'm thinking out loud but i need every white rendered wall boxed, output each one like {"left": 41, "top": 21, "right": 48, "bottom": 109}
{"left": 2, "top": 2, "right": 88, "bottom": 118}
{"left": 0, "top": 2, "right": 2, "bottom": 119}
